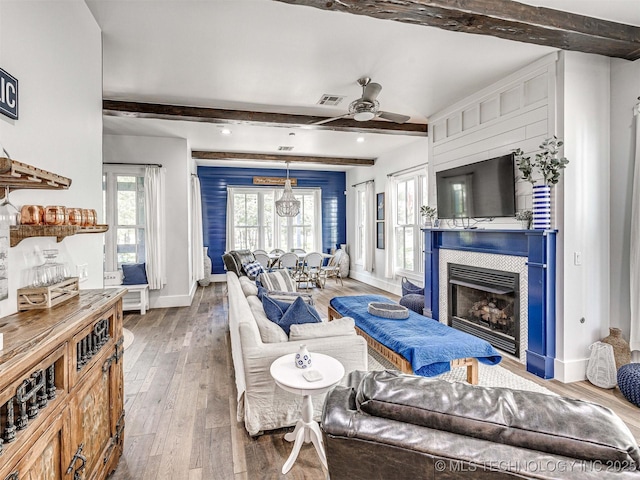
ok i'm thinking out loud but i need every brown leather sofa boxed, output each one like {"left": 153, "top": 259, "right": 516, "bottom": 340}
{"left": 221, "top": 249, "right": 255, "bottom": 277}
{"left": 321, "top": 370, "right": 640, "bottom": 479}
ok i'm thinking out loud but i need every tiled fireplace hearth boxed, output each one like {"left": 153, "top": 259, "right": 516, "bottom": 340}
{"left": 423, "top": 229, "right": 557, "bottom": 379}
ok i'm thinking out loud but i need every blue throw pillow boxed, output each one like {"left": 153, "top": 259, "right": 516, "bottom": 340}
{"left": 262, "top": 295, "right": 321, "bottom": 335}
{"left": 122, "top": 263, "right": 148, "bottom": 285}
{"left": 262, "top": 294, "right": 291, "bottom": 324}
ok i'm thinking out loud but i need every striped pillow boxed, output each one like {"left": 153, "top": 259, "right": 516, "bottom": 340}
{"left": 258, "top": 269, "right": 296, "bottom": 292}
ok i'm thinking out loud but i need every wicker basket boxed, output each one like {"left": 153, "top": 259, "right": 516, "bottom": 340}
{"left": 367, "top": 302, "right": 409, "bottom": 320}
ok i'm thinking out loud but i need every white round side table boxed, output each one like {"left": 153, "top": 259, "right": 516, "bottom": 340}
{"left": 270, "top": 352, "right": 345, "bottom": 474}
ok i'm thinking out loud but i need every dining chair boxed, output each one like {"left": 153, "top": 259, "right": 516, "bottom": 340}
{"left": 254, "top": 253, "right": 271, "bottom": 271}
{"left": 291, "top": 248, "right": 306, "bottom": 254}
{"left": 269, "top": 248, "right": 285, "bottom": 255}
{"left": 277, "top": 252, "right": 300, "bottom": 284}
{"left": 319, "top": 249, "right": 344, "bottom": 286}
{"left": 253, "top": 249, "right": 268, "bottom": 256}
{"left": 300, "top": 252, "right": 324, "bottom": 290}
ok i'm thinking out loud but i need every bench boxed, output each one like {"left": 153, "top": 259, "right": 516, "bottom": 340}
{"left": 329, "top": 295, "right": 503, "bottom": 385}
{"left": 104, "top": 271, "right": 149, "bottom": 315}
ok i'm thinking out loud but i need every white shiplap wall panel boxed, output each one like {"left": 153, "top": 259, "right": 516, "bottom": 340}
{"left": 428, "top": 53, "right": 557, "bottom": 229}
{"left": 433, "top": 104, "right": 548, "bottom": 161}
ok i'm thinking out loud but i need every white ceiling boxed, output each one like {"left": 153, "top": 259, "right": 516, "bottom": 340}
{"left": 86, "top": 0, "right": 640, "bottom": 171}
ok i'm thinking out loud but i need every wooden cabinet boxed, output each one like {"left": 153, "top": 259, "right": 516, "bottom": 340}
{"left": 0, "top": 289, "right": 126, "bottom": 480}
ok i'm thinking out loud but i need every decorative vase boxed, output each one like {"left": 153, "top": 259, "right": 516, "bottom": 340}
{"left": 531, "top": 185, "right": 551, "bottom": 230}
{"left": 294, "top": 344, "right": 312, "bottom": 369}
{"left": 198, "top": 247, "right": 212, "bottom": 287}
{"left": 601, "top": 327, "right": 631, "bottom": 371}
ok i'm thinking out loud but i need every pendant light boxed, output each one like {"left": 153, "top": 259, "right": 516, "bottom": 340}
{"left": 275, "top": 162, "right": 300, "bottom": 217}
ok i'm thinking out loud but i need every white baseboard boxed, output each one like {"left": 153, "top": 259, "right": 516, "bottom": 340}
{"left": 554, "top": 357, "right": 588, "bottom": 383}
{"left": 151, "top": 294, "right": 193, "bottom": 309}
{"left": 211, "top": 273, "right": 227, "bottom": 283}
{"left": 347, "top": 271, "right": 402, "bottom": 296}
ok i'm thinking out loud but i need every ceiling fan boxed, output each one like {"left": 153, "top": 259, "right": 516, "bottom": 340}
{"left": 313, "top": 77, "right": 411, "bottom": 125}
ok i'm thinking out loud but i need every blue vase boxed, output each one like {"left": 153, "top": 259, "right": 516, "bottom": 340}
{"left": 532, "top": 185, "right": 551, "bottom": 230}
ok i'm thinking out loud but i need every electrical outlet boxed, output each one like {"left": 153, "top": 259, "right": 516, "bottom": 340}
{"left": 76, "top": 264, "right": 89, "bottom": 283}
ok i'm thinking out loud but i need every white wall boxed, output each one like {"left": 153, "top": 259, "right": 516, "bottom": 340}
{"left": 103, "top": 135, "right": 194, "bottom": 308}
{"left": 346, "top": 138, "right": 429, "bottom": 295}
{"left": 0, "top": 1, "right": 103, "bottom": 318}
{"left": 610, "top": 58, "right": 640, "bottom": 362}
{"left": 428, "top": 53, "right": 558, "bottom": 226}
{"left": 555, "top": 52, "right": 611, "bottom": 382}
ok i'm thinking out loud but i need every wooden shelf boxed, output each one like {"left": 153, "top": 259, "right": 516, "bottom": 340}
{"left": 0, "top": 156, "right": 72, "bottom": 196}
{"left": 10, "top": 224, "right": 108, "bottom": 247}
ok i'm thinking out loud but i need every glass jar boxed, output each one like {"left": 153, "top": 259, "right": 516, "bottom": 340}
{"left": 44, "top": 206, "right": 66, "bottom": 225}
{"left": 67, "top": 207, "right": 83, "bottom": 226}
{"left": 20, "top": 205, "right": 44, "bottom": 225}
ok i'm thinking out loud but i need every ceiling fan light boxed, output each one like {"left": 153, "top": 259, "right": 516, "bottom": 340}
{"left": 354, "top": 111, "right": 375, "bottom": 121}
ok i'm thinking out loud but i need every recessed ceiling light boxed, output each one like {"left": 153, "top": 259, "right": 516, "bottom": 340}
{"left": 220, "top": 128, "right": 231, "bottom": 135}
{"left": 357, "top": 137, "right": 365, "bottom": 143}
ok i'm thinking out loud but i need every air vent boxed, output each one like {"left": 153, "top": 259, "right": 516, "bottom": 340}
{"left": 317, "top": 94, "right": 344, "bottom": 106}
{"left": 278, "top": 146, "right": 294, "bottom": 151}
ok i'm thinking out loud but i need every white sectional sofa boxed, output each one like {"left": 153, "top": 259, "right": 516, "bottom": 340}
{"left": 226, "top": 271, "right": 368, "bottom": 435}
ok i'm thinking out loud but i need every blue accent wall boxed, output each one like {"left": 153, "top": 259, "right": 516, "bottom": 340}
{"left": 198, "top": 166, "right": 346, "bottom": 274}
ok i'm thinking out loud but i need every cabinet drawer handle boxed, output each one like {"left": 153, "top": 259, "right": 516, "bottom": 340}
{"left": 4, "top": 472, "right": 19, "bottom": 480}
{"left": 66, "top": 443, "right": 86, "bottom": 479}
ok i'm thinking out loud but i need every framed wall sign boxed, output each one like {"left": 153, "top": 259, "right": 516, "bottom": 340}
{"left": 376, "top": 221, "right": 385, "bottom": 249}
{"left": 0, "top": 68, "right": 18, "bottom": 120}
{"left": 376, "top": 193, "right": 385, "bottom": 221}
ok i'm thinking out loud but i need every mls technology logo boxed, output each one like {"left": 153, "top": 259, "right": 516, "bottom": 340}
{"left": 0, "top": 68, "right": 18, "bottom": 120}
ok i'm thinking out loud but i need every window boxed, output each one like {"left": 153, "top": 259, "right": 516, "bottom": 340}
{"left": 355, "top": 188, "right": 366, "bottom": 264}
{"left": 394, "top": 172, "right": 427, "bottom": 277}
{"left": 103, "top": 166, "right": 146, "bottom": 271}
{"left": 227, "top": 187, "right": 322, "bottom": 252}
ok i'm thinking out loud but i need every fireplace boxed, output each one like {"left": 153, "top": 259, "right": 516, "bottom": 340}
{"left": 447, "top": 263, "right": 520, "bottom": 357}
{"left": 424, "top": 229, "right": 556, "bottom": 379}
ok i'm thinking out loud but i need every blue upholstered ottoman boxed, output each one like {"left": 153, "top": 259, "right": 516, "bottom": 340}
{"left": 399, "top": 294, "right": 425, "bottom": 315}
{"left": 617, "top": 363, "right": 640, "bottom": 407}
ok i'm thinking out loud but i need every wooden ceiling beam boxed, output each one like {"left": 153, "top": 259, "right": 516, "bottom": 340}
{"left": 192, "top": 151, "right": 376, "bottom": 166}
{"left": 273, "top": 0, "right": 640, "bottom": 61}
{"left": 103, "top": 100, "right": 428, "bottom": 136}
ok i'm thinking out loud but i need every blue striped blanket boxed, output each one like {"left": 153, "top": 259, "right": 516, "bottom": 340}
{"left": 330, "top": 295, "right": 502, "bottom": 377}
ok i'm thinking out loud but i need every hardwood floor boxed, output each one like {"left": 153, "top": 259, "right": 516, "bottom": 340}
{"left": 109, "top": 277, "right": 640, "bottom": 479}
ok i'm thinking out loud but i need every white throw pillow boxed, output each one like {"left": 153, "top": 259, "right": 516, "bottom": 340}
{"left": 247, "top": 295, "right": 288, "bottom": 343}
{"left": 289, "top": 316, "right": 356, "bottom": 341}
{"left": 239, "top": 275, "right": 259, "bottom": 297}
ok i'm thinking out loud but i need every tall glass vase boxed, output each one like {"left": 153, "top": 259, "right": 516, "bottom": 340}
{"left": 532, "top": 185, "right": 551, "bottom": 230}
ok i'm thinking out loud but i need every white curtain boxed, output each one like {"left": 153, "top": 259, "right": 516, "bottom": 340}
{"left": 384, "top": 176, "right": 398, "bottom": 278}
{"left": 191, "top": 175, "right": 204, "bottom": 282}
{"left": 363, "top": 181, "right": 375, "bottom": 272}
{"left": 144, "top": 166, "right": 166, "bottom": 290}
{"left": 630, "top": 103, "right": 640, "bottom": 354}
{"left": 226, "top": 187, "right": 235, "bottom": 252}
{"left": 313, "top": 189, "right": 323, "bottom": 252}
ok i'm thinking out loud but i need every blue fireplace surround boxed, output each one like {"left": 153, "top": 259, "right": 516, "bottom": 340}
{"left": 423, "top": 229, "right": 557, "bottom": 379}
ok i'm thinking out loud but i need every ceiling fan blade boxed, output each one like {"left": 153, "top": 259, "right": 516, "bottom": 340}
{"left": 378, "top": 111, "right": 411, "bottom": 124}
{"left": 311, "top": 113, "right": 352, "bottom": 125}
{"left": 362, "top": 82, "right": 382, "bottom": 103}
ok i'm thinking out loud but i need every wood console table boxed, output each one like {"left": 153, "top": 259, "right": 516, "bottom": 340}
{"left": 0, "top": 289, "right": 126, "bottom": 480}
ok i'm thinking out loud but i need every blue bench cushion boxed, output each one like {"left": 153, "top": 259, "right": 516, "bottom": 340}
{"left": 330, "top": 295, "right": 501, "bottom": 377}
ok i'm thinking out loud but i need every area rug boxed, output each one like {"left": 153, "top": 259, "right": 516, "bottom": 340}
{"left": 368, "top": 348, "right": 554, "bottom": 395}
{"left": 123, "top": 328, "right": 134, "bottom": 350}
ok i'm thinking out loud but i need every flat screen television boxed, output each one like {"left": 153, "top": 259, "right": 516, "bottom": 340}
{"left": 435, "top": 153, "right": 516, "bottom": 219}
